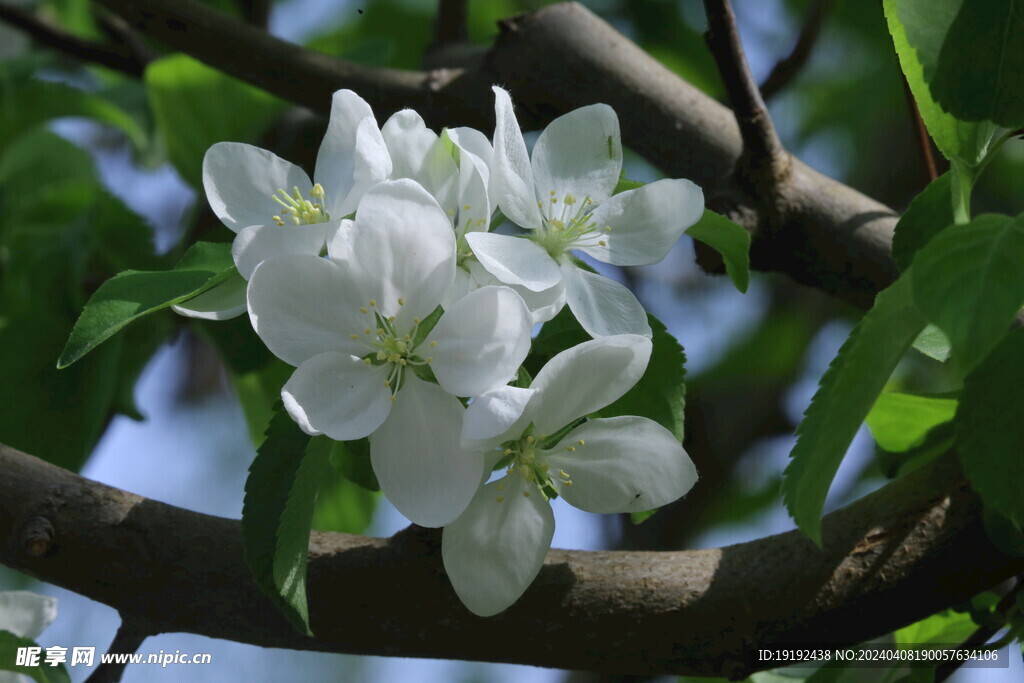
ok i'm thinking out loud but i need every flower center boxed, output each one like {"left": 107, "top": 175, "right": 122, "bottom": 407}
{"left": 270, "top": 184, "right": 330, "bottom": 226}
{"left": 493, "top": 432, "right": 582, "bottom": 502}
{"left": 530, "top": 192, "right": 611, "bottom": 259}
{"left": 348, "top": 299, "right": 436, "bottom": 401}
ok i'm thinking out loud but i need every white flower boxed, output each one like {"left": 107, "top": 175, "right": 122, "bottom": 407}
{"left": 174, "top": 89, "right": 392, "bottom": 320}
{"left": 442, "top": 335, "right": 698, "bottom": 616}
{"left": 0, "top": 591, "right": 56, "bottom": 641}
{"left": 247, "top": 179, "right": 532, "bottom": 527}
{"left": 472, "top": 86, "right": 705, "bottom": 338}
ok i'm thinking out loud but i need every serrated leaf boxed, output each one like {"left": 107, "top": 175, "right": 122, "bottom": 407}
{"left": 58, "top": 242, "right": 235, "bottom": 368}
{"left": 892, "top": 172, "right": 955, "bottom": 273}
{"left": 883, "top": 2, "right": 996, "bottom": 166}
{"left": 899, "top": 0, "right": 1024, "bottom": 128}
{"left": 313, "top": 460, "right": 379, "bottom": 534}
{"left": 686, "top": 209, "right": 751, "bottom": 293}
{"left": 910, "top": 214, "right": 1024, "bottom": 371}
{"left": 145, "top": 54, "right": 284, "bottom": 188}
{"left": 783, "top": 276, "right": 926, "bottom": 545}
{"left": 0, "top": 631, "right": 71, "bottom": 683}
{"left": 955, "top": 329, "right": 1024, "bottom": 528}
{"left": 241, "top": 406, "right": 328, "bottom": 636}
{"left": 866, "top": 392, "right": 957, "bottom": 453}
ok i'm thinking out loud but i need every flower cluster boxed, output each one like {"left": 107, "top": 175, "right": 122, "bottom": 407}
{"left": 186, "top": 87, "right": 703, "bottom": 616}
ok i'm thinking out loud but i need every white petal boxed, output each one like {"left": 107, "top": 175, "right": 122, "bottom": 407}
{"left": 452, "top": 134, "right": 491, "bottom": 237}
{"left": 0, "top": 591, "right": 57, "bottom": 640}
{"left": 336, "top": 116, "right": 393, "bottom": 217}
{"left": 546, "top": 416, "right": 697, "bottom": 513}
{"left": 465, "top": 232, "right": 562, "bottom": 292}
{"left": 531, "top": 104, "right": 621, "bottom": 206}
{"left": 447, "top": 126, "right": 493, "bottom": 183}
{"left": 382, "top": 109, "right": 438, "bottom": 180}
{"left": 529, "top": 334, "right": 652, "bottom": 436}
{"left": 315, "top": 90, "right": 391, "bottom": 217}
{"left": 561, "top": 262, "right": 652, "bottom": 339}
{"left": 171, "top": 271, "right": 247, "bottom": 320}
{"left": 441, "top": 266, "right": 474, "bottom": 310}
{"left": 442, "top": 474, "right": 555, "bottom": 616}
{"left": 203, "top": 142, "right": 312, "bottom": 232}
{"left": 382, "top": 115, "right": 459, "bottom": 214}
{"left": 427, "top": 286, "right": 532, "bottom": 397}
{"left": 370, "top": 375, "right": 484, "bottom": 527}
{"left": 231, "top": 222, "right": 334, "bottom": 279}
{"left": 462, "top": 260, "right": 566, "bottom": 324}
{"left": 580, "top": 179, "right": 704, "bottom": 266}
{"left": 326, "top": 218, "right": 356, "bottom": 264}
{"left": 350, "top": 180, "right": 455, "bottom": 326}
{"left": 491, "top": 87, "right": 542, "bottom": 229}
{"left": 247, "top": 254, "right": 365, "bottom": 365}
{"left": 282, "top": 352, "right": 392, "bottom": 440}
{"left": 462, "top": 385, "right": 535, "bottom": 451}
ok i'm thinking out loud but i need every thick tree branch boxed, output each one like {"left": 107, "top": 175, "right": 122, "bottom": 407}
{"left": 0, "top": 4, "right": 147, "bottom": 76}
{"left": 93, "top": 0, "right": 898, "bottom": 309}
{"left": 2, "top": 444, "right": 1022, "bottom": 677}
{"left": 759, "top": 0, "right": 832, "bottom": 101}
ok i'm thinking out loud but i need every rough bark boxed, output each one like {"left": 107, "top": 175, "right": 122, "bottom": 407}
{"left": 3, "top": 444, "right": 1021, "bottom": 677}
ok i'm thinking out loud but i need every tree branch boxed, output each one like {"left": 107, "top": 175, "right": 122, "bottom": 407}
{"left": 702, "top": 0, "right": 789, "bottom": 185}
{"left": 759, "top": 0, "right": 832, "bottom": 101}
{"left": 432, "top": 0, "right": 469, "bottom": 48}
{"left": 2, "top": 444, "right": 1022, "bottom": 677}
{"left": 0, "top": 4, "right": 147, "bottom": 76}
{"left": 92, "top": 0, "right": 897, "bottom": 309}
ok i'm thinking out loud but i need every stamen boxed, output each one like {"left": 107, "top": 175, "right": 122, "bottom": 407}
{"left": 496, "top": 496, "right": 505, "bottom": 503}
{"left": 523, "top": 491, "right": 531, "bottom": 498}
{"left": 565, "top": 446, "right": 576, "bottom": 452}
{"left": 397, "top": 297, "right": 405, "bottom": 306}
{"left": 360, "top": 307, "right": 369, "bottom": 314}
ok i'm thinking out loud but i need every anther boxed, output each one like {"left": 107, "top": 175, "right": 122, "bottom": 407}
{"left": 577, "top": 439, "right": 585, "bottom": 446}
{"left": 425, "top": 357, "right": 433, "bottom": 363}
{"left": 349, "top": 334, "right": 359, "bottom": 340}
{"left": 598, "top": 240, "right": 607, "bottom": 247}
{"left": 526, "top": 436, "right": 535, "bottom": 444}
{"left": 360, "top": 307, "right": 368, "bottom": 314}
{"left": 369, "top": 299, "right": 376, "bottom": 307}
{"left": 389, "top": 396, "right": 396, "bottom": 403}
{"left": 398, "top": 297, "right": 405, "bottom": 306}
{"left": 463, "top": 204, "right": 471, "bottom": 211}
{"left": 364, "top": 328, "right": 372, "bottom": 335}
{"left": 413, "top": 318, "right": 420, "bottom": 325}
{"left": 496, "top": 496, "right": 505, "bottom": 503}
{"left": 523, "top": 491, "right": 531, "bottom": 498}
{"left": 430, "top": 341, "right": 437, "bottom": 347}
{"left": 559, "top": 469, "right": 570, "bottom": 478}
{"left": 566, "top": 446, "right": 576, "bottom": 452}
{"left": 363, "top": 358, "right": 372, "bottom": 365}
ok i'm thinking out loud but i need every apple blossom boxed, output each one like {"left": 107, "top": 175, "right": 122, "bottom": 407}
{"left": 473, "top": 86, "right": 705, "bottom": 338}
{"left": 174, "top": 89, "right": 391, "bottom": 320}
{"left": 247, "top": 179, "right": 532, "bottom": 526}
{"left": 442, "top": 335, "right": 698, "bottom": 616}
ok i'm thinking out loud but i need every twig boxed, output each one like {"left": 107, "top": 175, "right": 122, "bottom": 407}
{"left": 901, "top": 75, "right": 939, "bottom": 184}
{"left": 760, "top": 0, "right": 832, "bottom": 101}
{"left": 95, "top": 12, "right": 156, "bottom": 69}
{"left": 0, "top": 5, "right": 146, "bottom": 77}
{"left": 84, "top": 616, "right": 153, "bottom": 683}
{"left": 238, "top": 0, "right": 272, "bottom": 28}
{"left": 703, "top": 0, "right": 790, "bottom": 185}
{"left": 433, "top": 0, "right": 469, "bottom": 47}
{"left": 933, "top": 576, "right": 1023, "bottom": 683}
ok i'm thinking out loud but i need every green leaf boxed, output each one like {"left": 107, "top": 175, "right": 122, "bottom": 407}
{"left": 313, "top": 461, "right": 379, "bottom": 534}
{"left": 910, "top": 214, "right": 1024, "bottom": 371}
{"left": 0, "top": 631, "right": 71, "bottom": 683}
{"left": 0, "top": 68, "right": 146, "bottom": 149}
{"left": 598, "top": 315, "right": 687, "bottom": 441}
{"left": 145, "top": 54, "right": 285, "bottom": 188}
{"left": 241, "top": 406, "right": 329, "bottom": 636}
{"left": 329, "top": 439, "right": 380, "bottom": 492}
{"left": 955, "top": 329, "right": 1024, "bottom": 528}
{"left": 912, "top": 324, "right": 952, "bottom": 363}
{"left": 783, "top": 276, "right": 927, "bottom": 545}
{"left": 58, "top": 242, "right": 235, "bottom": 368}
{"left": 899, "top": 0, "right": 1024, "bottom": 128}
{"left": 883, "top": 2, "right": 996, "bottom": 166}
{"left": 685, "top": 209, "right": 751, "bottom": 293}
{"left": 892, "top": 173, "right": 954, "bottom": 273}
{"left": 629, "top": 509, "right": 658, "bottom": 525}
{"left": 895, "top": 609, "right": 978, "bottom": 645}
{"left": 866, "top": 392, "right": 957, "bottom": 453}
